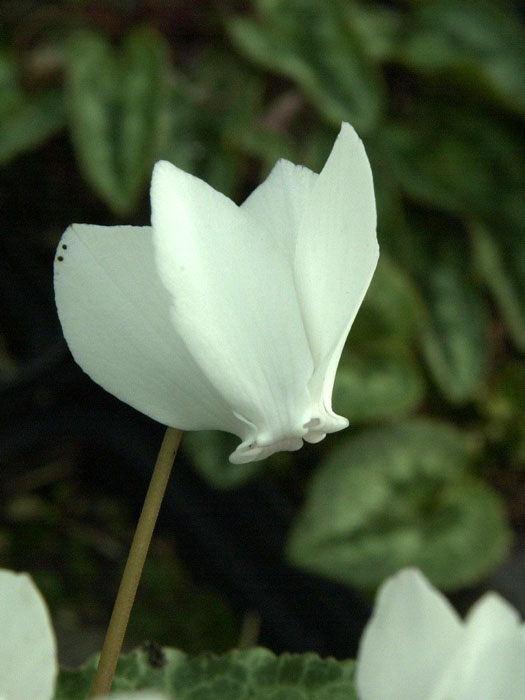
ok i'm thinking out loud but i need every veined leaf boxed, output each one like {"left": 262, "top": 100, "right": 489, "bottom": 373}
{"left": 65, "top": 29, "right": 172, "bottom": 215}
{"left": 55, "top": 647, "right": 357, "bottom": 699}
{"left": 229, "top": 0, "right": 385, "bottom": 133}
{"left": 287, "top": 419, "right": 511, "bottom": 591}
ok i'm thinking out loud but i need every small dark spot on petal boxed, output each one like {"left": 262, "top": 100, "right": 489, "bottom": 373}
{"left": 57, "top": 256, "right": 64, "bottom": 261}
{"left": 62, "top": 244, "right": 67, "bottom": 250}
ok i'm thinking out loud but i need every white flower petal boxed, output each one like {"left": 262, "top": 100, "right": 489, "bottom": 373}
{"left": 464, "top": 592, "right": 520, "bottom": 639}
{"left": 241, "top": 158, "right": 318, "bottom": 261}
{"left": 0, "top": 569, "right": 57, "bottom": 700}
{"left": 294, "top": 123, "right": 378, "bottom": 435}
{"left": 430, "top": 594, "right": 525, "bottom": 700}
{"left": 54, "top": 225, "right": 238, "bottom": 433}
{"left": 356, "top": 568, "right": 462, "bottom": 700}
{"left": 150, "top": 162, "right": 317, "bottom": 463}
{"left": 452, "top": 631, "right": 525, "bottom": 700}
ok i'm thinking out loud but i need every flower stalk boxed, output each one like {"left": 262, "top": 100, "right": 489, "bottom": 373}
{"left": 89, "top": 427, "right": 183, "bottom": 697}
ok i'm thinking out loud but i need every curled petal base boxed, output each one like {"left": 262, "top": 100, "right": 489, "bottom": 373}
{"left": 229, "top": 409, "right": 349, "bottom": 464}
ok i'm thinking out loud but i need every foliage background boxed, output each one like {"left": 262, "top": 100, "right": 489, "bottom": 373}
{"left": 0, "top": 0, "right": 524, "bottom": 671}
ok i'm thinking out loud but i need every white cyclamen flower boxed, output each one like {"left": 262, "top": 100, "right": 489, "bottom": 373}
{"left": 55, "top": 123, "right": 378, "bottom": 463}
{"left": 356, "top": 568, "right": 525, "bottom": 700}
{"left": 0, "top": 568, "right": 170, "bottom": 700}
{"left": 0, "top": 568, "right": 56, "bottom": 700}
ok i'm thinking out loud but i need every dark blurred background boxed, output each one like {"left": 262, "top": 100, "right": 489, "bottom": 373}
{"left": 1, "top": 0, "right": 524, "bottom": 668}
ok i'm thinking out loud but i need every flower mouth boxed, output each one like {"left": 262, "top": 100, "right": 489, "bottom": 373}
{"left": 228, "top": 413, "right": 349, "bottom": 464}
{"left": 230, "top": 435, "right": 305, "bottom": 464}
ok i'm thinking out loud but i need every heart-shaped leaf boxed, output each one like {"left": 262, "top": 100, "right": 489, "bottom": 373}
{"left": 287, "top": 419, "right": 511, "bottom": 591}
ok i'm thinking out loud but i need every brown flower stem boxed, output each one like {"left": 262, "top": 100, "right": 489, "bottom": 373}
{"left": 89, "top": 427, "right": 183, "bottom": 697}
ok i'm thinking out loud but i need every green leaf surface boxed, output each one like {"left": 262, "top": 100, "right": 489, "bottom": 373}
{"left": 481, "top": 361, "right": 525, "bottom": 471}
{"left": 471, "top": 220, "right": 525, "bottom": 352}
{"left": 160, "top": 51, "right": 273, "bottom": 198}
{"left": 333, "top": 255, "right": 424, "bottom": 422}
{"left": 55, "top": 647, "right": 357, "bottom": 699}
{"left": 182, "top": 431, "right": 265, "bottom": 489}
{"left": 65, "top": 29, "right": 172, "bottom": 214}
{"left": 351, "top": 254, "right": 422, "bottom": 345}
{"left": 390, "top": 209, "right": 490, "bottom": 403}
{"left": 379, "top": 107, "right": 519, "bottom": 220}
{"left": 229, "top": 0, "right": 385, "bottom": 133}
{"left": 345, "top": 3, "right": 402, "bottom": 62}
{"left": 0, "top": 51, "right": 65, "bottom": 165}
{"left": 333, "top": 345, "right": 424, "bottom": 424}
{"left": 395, "top": 0, "right": 525, "bottom": 113}
{"left": 287, "top": 419, "right": 511, "bottom": 591}
{"left": 418, "top": 255, "right": 489, "bottom": 404}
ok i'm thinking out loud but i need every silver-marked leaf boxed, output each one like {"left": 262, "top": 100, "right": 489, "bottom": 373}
{"left": 287, "top": 419, "right": 511, "bottom": 591}
{"left": 229, "top": 0, "right": 385, "bottom": 133}
{"left": 65, "top": 29, "right": 172, "bottom": 214}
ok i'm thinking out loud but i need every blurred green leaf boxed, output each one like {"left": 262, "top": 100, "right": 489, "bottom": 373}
{"left": 373, "top": 172, "right": 492, "bottom": 402}
{"left": 471, "top": 220, "right": 525, "bottom": 352}
{"left": 65, "top": 28, "right": 172, "bottom": 215}
{"left": 333, "top": 344, "right": 424, "bottom": 423}
{"left": 161, "top": 50, "right": 279, "bottom": 197}
{"left": 130, "top": 542, "right": 238, "bottom": 654}
{"left": 481, "top": 360, "right": 525, "bottom": 470}
{"left": 0, "top": 51, "right": 65, "bottom": 166}
{"left": 287, "top": 419, "right": 511, "bottom": 591}
{"left": 418, "top": 254, "right": 489, "bottom": 404}
{"left": 351, "top": 254, "right": 422, "bottom": 345}
{"left": 229, "top": 0, "right": 385, "bottom": 133}
{"left": 334, "top": 255, "right": 425, "bottom": 422}
{"left": 345, "top": 2, "right": 402, "bottom": 62}
{"left": 182, "top": 431, "right": 265, "bottom": 489}
{"left": 55, "top": 647, "right": 357, "bottom": 699}
{"left": 367, "top": 193, "right": 489, "bottom": 403}
{"left": 391, "top": 209, "right": 490, "bottom": 403}
{"left": 379, "top": 106, "right": 519, "bottom": 220}
{"left": 395, "top": 0, "right": 525, "bottom": 113}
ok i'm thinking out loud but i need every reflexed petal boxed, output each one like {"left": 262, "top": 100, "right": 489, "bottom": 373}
{"left": 54, "top": 225, "right": 238, "bottom": 433}
{"left": 0, "top": 569, "right": 56, "bottom": 700}
{"left": 356, "top": 569, "right": 462, "bottom": 700}
{"left": 294, "top": 123, "right": 378, "bottom": 435}
{"left": 430, "top": 594, "right": 525, "bottom": 700}
{"left": 151, "top": 162, "right": 315, "bottom": 463}
{"left": 241, "top": 159, "right": 318, "bottom": 261}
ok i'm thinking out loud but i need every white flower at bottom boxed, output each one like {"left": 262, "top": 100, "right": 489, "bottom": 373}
{"left": 0, "top": 569, "right": 56, "bottom": 700}
{"left": 0, "top": 568, "right": 169, "bottom": 700}
{"left": 356, "top": 568, "right": 525, "bottom": 700}
{"left": 54, "top": 123, "right": 378, "bottom": 463}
